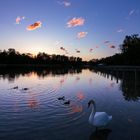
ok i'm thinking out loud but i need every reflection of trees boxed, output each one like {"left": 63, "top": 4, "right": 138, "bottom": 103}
{"left": 0, "top": 67, "right": 82, "bottom": 82}
{"left": 90, "top": 68, "right": 140, "bottom": 101}
{"left": 120, "top": 71, "right": 140, "bottom": 101}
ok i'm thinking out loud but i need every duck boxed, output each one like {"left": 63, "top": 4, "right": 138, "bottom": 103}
{"left": 57, "top": 96, "right": 65, "bottom": 100}
{"left": 63, "top": 100, "right": 70, "bottom": 105}
{"left": 22, "top": 88, "right": 29, "bottom": 90}
{"left": 88, "top": 100, "right": 112, "bottom": 129}
{"left": 13, "top": 86, "right": 18, "bottom": 89}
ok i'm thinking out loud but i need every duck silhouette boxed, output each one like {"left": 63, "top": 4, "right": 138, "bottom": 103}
{"left": 13, "top": 86, "right": 18, "bottom": 89}
{"left": 22, "top": 88, "right": 29, "bottom": 91}
{"left": 63, "top": 100, "right": 70, "bottom": 105}
{"left": 58, "top": 96, "right": 65, "bottom": 100}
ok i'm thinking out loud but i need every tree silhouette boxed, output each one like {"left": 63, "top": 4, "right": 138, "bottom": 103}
{"left": 120, "top": 34, "right": 140, "bottom": 65}
{"left": 92, "top": 34, "right": 140, "bottom": 65}
{"left": 0, "top": 48, "right": 83, "bottom": 66}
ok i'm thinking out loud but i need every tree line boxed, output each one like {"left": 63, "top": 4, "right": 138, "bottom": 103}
{"left": 0, "top": 49, "right": 82, "bottom": 66}
{"left": 90, "top": 34, "right": 140, "bottom": 66}
{"left": 1, "top": 34, "right": 140, "bottom": 66}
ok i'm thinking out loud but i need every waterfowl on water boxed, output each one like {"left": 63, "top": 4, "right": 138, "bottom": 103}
{"left": 22, "top": 88, "right": 29, "bottom": 90}
{"left": 58, "top": 96, "right": 65, "bottom": 100}
{"left": 88, "top": 100, "right": 112, "bottom": 129}
{"left": 63, "top": 100, "right": 70, "bottom": 105}
{"left": 13, "top": 86, "right": 18, "bottom": 89}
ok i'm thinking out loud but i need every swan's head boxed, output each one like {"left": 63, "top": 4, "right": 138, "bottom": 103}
{"left": 88, "top": 100, "right": 95, "bottom": 108}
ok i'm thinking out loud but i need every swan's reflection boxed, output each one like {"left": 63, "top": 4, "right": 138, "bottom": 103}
{"left": 89, "top": 129, "right": 112, "bottom": 140}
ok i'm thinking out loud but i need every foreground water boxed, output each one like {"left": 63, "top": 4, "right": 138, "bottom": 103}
{"left": 0, "top": 67, "right": 140, "bottom": 140}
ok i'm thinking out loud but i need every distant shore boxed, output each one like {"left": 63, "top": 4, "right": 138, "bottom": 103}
{"left": 91, "top": 65, "right": 140, "bottom": 71}
{"left": 0, "top": 64, "right": 140, "bottom": 69}
{"left": 0, "top": 64, "right": 85, "bottom": 69}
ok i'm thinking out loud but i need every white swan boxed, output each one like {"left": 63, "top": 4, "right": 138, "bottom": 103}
{"left": 88, "top": 100, "right": 112, "bottom": 128}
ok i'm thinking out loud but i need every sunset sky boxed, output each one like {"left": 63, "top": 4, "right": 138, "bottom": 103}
{"left": 0, "top": 0, "right": 140, "bottom": 60}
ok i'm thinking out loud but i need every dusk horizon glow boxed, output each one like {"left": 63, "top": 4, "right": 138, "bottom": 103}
{"left": 0, "top": 0, "right": 140, "bottom": 61}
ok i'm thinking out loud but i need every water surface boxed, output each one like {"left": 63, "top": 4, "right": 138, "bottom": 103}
{"left": 0, "top": 67, "right": 140, "bottom": 140}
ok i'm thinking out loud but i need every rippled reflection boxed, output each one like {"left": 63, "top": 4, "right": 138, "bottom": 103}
{"left": 0, "top": 67, "right": 140, "bottom": 140}
{"left": 89, "top": 129, "right": 112, "bottom": 140}
{"left": 71, "top": 103, "right": 83, "bottom": 113}
{"left": 77, "top": 91, "right": 85, "bottom": 100}
{"left": 90, "top": 68, "right": 140, "bottom": 101}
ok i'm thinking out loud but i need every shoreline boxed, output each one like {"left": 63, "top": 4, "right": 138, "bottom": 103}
{"left": 0, "top": 64, "right": 140, "bottom": 69}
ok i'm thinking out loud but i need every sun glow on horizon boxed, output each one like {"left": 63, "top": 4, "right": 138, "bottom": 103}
{"left": 0, "top": 0, "right": 139, "bottom": 61}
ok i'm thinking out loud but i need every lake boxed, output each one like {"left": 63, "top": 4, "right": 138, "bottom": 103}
{"left": 0, "top": 67, "right": 140, "bottom": 140}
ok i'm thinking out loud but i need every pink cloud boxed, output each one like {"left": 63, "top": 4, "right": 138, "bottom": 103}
{"left": 67, "top": 17, "right": 85, "bottom": 28}
{"left": 109, "top": 45, "right": 116, "bottom": 49}
{"left": 60, "top": 47, "right": 65, "bottom": 51}
{"left": 77, "top": 32, "right": 88, "bottom": 39}
{"left": 63, "top": 1, "right": 71, "bottom": 7}
{"left": 129, "top": 9, "right": 135, "bottom": 16}
{"left": 117, "top": 29, "right": 124, "bottom": 33}
{"left": 89, "top": 48, "right": 93, "bottom": 52}
{"left": 27, "top": 21, "right": 42, "bottom": 31}
{"left": 58, "top": 1, "right": 71, "bottom": 7}
{"left": 60, "top": 47, "right": 69, "bottom": 54}
{"left": 104, "top": 41, "right": 110, "bottom": 44}
{"left": 55, "top": 41, "right": 61, "bottom": 46}
{"left": 16, "top": 16, "right": 25, "bottom": 24}
{"left": 75, "top": 49, "right": 80, "bottom": 53}
{"left": 65, "top": 50, "right": 69, "bottom": 54}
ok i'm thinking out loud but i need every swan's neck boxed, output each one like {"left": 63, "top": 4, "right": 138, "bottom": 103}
{"left": 90, "top": 103, "right": 96, "bottom": 116}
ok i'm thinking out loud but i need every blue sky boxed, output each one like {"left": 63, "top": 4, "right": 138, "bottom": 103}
{"left": 0, "top": 0, "right": 140, "bottom": 60}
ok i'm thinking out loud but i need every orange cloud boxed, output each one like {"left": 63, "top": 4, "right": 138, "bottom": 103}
{"left": 27, "top": 21, "right": 42, "bottom": 31}
{"left": 16, "top": 16, "right": 25, "bottom": 24}
{"left": 77, "top": 32, "right": 88, "bottom": 39}
{"left": 67, "top": 17, "right": 85, "bottom": 28}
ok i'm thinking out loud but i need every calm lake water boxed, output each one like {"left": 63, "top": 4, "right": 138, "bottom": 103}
{"left": 0, "top": 67, "right": 140, "bottom": 140}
